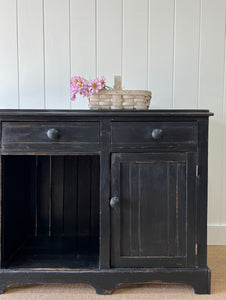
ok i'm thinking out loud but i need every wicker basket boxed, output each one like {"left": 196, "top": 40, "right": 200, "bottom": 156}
{"left": 88, "top": 76, "right": 151, "bottom": 110}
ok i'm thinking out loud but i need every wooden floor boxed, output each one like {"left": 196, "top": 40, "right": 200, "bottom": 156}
{"left": 1, "top": 246, "right": 226, "bottom": 299}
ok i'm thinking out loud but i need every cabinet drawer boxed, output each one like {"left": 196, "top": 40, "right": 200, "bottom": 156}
{"left": 2, "top": 122, "right": 100, "bottom": 153}
{"left": 111, "top": 122, "right": 197, "bottom": 149}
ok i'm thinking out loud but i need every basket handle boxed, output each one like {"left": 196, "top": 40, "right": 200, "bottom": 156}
{"left": 114, "top": 76, "right": 121, "bottom": 90}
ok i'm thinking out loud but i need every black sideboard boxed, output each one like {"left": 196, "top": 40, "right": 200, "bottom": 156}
{"left": 0, "top": 109, "right": 213, "bottom": 294}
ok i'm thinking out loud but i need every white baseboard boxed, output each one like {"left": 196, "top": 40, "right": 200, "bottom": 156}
{"left": 208, "top": 225, "right": 226, "bottom": 245}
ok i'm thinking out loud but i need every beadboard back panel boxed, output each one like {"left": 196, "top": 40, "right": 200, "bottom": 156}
{"left": 0, "top": 0, "right": 226, "bottom": 244}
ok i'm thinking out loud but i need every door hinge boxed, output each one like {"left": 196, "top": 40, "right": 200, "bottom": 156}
{"left": 195, "top": 243, "right": 198, "bottom": 255}
{"left": 196, "top": 165, "right": 199, "bottom": 178}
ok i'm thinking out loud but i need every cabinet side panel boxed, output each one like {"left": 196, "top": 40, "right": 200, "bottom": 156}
{"left": 186, "top": 152, "right": 197, "bottom": 267}
{"left": 197, "top": 118, "right": 209, "bottom": 267}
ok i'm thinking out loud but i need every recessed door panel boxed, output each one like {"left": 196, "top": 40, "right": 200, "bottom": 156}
{"left": 111, "top": 153, "right": 196, "bottom": 268}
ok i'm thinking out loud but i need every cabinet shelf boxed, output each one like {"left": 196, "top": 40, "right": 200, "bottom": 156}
{"left": 7, "top": 236, "right": 99, "bottom": 269}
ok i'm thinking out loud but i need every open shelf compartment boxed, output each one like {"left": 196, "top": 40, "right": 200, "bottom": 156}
{"left": 2, "top": 155, "right": 100, "bottom": 269}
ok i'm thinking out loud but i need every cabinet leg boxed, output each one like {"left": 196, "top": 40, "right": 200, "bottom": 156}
{"left": 94, "top": 282, "right": 115, "bottom": 295}
{"left": 95, "top": 288, "right": 114, "bottom": 295}
{"left": 0, "top": 283, "right": 7, "bottom": 294}
{"left": 192, "top": 270, "right": 211, "bottom": 294}
{"left": 193, "top": 281, "right": 210, "bottom": 294}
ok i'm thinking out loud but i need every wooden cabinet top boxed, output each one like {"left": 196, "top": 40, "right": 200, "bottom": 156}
{"left": 0, "top": 109, "right": 213, "bottom": 119}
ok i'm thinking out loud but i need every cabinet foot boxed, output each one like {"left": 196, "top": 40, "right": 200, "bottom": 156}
{"left": 0, "top": 284, "right": 7, "bottom": 294}
{"left": 192, "top": 269, "right": 211, "bottom": 294}
{"left": 193, "top": 281, "right": 210, "bottom": 294}
{"left": 94, "top": 283, "right": 115, "bottom": 295}
{"left": 95, "top": 288, "right": 114, "bottom": 295}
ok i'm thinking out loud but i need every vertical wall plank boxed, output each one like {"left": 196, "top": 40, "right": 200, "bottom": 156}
{"left": 17, "top": 0, "right": 45, "bottom": 108}
{"left": 123, "top": 0, "right": 148, "bottom": 90}
{"left": 199, "top": 0, "right": 226, "bottom": 225}
{"left": 44, "top": 0, "right": 70, "bottom": 108}
{"left": 70, "top": 0, "right": 96, "bottom": 109}
{"left": 148, "top": 0, "right": 174, "bottom": 108}
{"left": 97, "top": 0, "right": 122, "bottom": 87}
{"left": 222, "top": 32, "right": 226, "bottom": 225}
{"left": 173, "top": 0, "right": 200, "bottom": 108}
{"left": 0, "top": 0, "right": 18, "bottom": 108}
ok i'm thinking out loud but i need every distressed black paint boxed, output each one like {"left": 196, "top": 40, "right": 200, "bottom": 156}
{"left": 0, "top": 109, "right": 212, "bottom": 294}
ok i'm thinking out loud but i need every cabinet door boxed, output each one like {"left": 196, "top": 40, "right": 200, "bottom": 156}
{"left": 111, "top": 153, "right": 196, "bottom": 268}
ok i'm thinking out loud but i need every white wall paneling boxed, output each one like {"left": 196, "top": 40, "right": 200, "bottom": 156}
{"left": 208, "top": 226, "right": 226, "bottom": 245}
{"left": 222, "top": 11, "right": 226, "bottom": 226}
{"left": 0, "top": 0, "right": 19, "bottom": 108}
{"left": 44, "top": 0, "right": 70, "bottom": 109}
{"left": 173, "top": 0, "right": 200, "bottom": 108}
{"left": 148, "top": 0, "right": 174, "bottom": 108}
{"left": 97, "top": 0, "right": 122, "bottom": 87}
{"left": 17, "top": 0, "right": 45, "bottom": 108}
{"left": 123, "top": 0, "right": 149, "bottom": 90}
{"left": 70, "top": 0, "right": 96, "bottom": 109}
{"left": 198, "top": 0, "right": 226, "bottom": 230}
{"left": 1, "top": 0, "right": 226, "bottom": 243}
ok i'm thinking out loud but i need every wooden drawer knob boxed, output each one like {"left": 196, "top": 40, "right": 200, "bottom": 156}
{"left": 110, "top": 196, "right": 120, "bottom": 208}
{"left": 152, "top": 129, "right": 163, "bottom": 140}
{"left": 47, "top": 128, "right": 60, "bottom": 140}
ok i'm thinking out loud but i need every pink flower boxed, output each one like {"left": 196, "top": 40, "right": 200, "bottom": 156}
{"left": 88, "top": 78, "right": 101, "bottom": 94}
{"left": 81, "top": 89, "right": 89, "bottom": 97}
{"left": 71, "top": 93, "right": 76, "bottom": 101}
{"left": 70, "top": 77, "right": 80, "bottom": 98}
{"left": 70, "top": 75, "right": 111, "bottom": 101}
{"left": 99, "top": 76, "right": 106, "bottom": 89}
{"left": 81, "top": 78, "right": 88, "bottom": 90}
{"left": 76, "top": 78, "right": 84, "bottom": 90}
{"left": 71, "top": 84, "right": 78, "bottom": 93}
{"left": 70, "top": 76, "right": 80, "bottom": 89}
